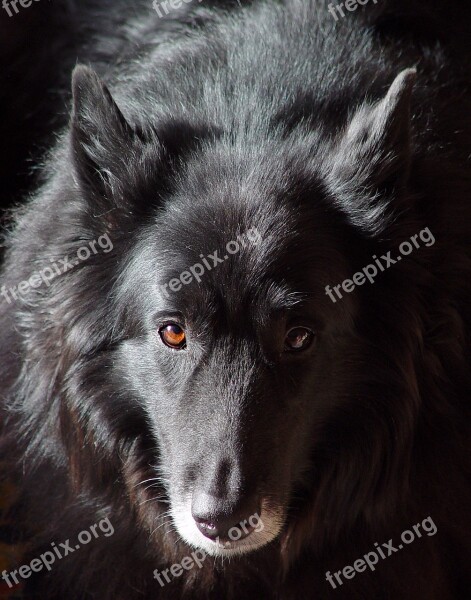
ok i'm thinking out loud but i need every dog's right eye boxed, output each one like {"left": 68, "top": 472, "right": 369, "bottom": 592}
{"left": 284, "top": 327, "right": 314, "bottom": 352}
{"left": 159, "top": 323, "right": 187, "bottom": 350}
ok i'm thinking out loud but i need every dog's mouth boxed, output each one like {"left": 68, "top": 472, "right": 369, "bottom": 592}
{"left": 170, "top": 496, "right": 286, "bottom": 556}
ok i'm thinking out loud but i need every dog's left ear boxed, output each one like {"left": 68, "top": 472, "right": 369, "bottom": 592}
{"left": 328, "top": 68, "right": 416, "bottom": 207}
{"left": 70, "top": 65, "right": 139, "bottom": 204}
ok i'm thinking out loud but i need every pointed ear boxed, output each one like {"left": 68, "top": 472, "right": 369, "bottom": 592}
{"left": 330, "top": 68, "right": 416, "bottom": 198}
{"left": 70, "top": 65, "right": 136, "bottom": 201}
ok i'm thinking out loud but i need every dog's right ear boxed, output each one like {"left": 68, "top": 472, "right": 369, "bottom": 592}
{"left": 325, "top": 68, "right": 416, "bottom": 235}
{"left": 71, "top": 65, "right": 137, "bottom": 204}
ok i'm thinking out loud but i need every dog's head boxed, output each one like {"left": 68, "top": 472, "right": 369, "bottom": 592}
{"left": 35, "top": 65, "right": 420, "bottom": 558}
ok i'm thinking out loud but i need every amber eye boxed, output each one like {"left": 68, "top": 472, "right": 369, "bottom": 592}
{"left": 159, "top": 323, "right": 186, "bottom": 349}
{"left": 284, "top": 327, "right": 314, "bottom": 352}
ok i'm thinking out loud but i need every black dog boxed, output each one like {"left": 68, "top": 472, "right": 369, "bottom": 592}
{"left": 1, "top": 1, "right": 470, "bottom": 598}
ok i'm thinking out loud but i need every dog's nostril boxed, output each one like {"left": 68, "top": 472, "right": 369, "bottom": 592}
{"left": 191, "top": 494, "right": 261, "bottom": 542}
{"left": 194, "top": 515, "right": 255, "bottom": 541}
{"left": 194, "top": 518, "right": 220, "bottom": 539}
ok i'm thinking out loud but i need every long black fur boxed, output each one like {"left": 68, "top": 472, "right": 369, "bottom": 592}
{"left": 1, "top": 1, "right": 471, "bottom": 598}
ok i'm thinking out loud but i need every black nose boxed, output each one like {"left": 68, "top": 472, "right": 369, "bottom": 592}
{"left": 191, "top": 493, "right": 260, "bottom": 542}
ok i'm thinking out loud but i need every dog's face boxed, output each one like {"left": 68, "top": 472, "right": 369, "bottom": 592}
{"left": 67, "top": 66, "right": 417, "bottom": 556}
{"left": 114, "top": 170, "right": 357, "bottom": 556}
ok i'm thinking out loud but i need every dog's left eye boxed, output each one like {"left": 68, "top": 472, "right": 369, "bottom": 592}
{"left": 159, "top": 323, "right": 187, "bottom": 350}
{"left": 284, "top": 327, "right": 314, "bottom": 352}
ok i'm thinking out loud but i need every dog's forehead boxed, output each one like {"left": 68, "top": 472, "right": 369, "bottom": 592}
{"left": 151, "top": 209, "right": 316, "bottom": 326}
{"left": 148, "top": 174, "right": 345, "bottom": 321}
{"left": 156, "top": 193, "right": 292, "bottom": 268}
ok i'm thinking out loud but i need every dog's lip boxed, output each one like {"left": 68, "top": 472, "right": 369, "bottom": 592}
{"left": 200, "top": 523, "right": 278, "bottom": 554}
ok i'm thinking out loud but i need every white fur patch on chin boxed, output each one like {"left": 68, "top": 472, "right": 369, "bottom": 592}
{"left": 170, "top": 497, "right": 285, "bottom": 557}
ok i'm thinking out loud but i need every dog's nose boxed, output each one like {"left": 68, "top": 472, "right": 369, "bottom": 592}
{"left": 191, "top": 493, "right": 260, "bottom": 542}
